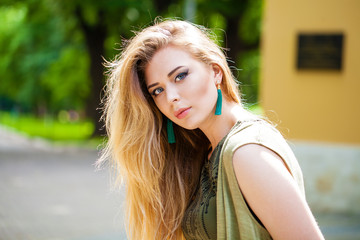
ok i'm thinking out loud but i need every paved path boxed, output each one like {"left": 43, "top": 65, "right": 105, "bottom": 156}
{"left": 0, "top": 126, "right": 359, "bottom": 240}
{"left": 0, "top": 126, "right": 126, "bottom": 240}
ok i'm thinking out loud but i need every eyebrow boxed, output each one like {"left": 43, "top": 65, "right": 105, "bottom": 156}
{"left": 167, "top": 66, "right": 183, "bottom": 77}
{"left": 147, "top": 82, "right": 159, "bottom": 89}
{"left": 147, "top": 66, "right": 184, "bottom": 89}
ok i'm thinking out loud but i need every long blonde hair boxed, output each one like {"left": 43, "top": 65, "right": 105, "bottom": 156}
{"left": 98, "top": 19, "right": 241, "bottom": 240}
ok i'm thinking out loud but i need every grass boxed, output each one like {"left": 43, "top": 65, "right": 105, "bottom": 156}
{"left": 0, "top": 111, "right": 95, "bottom": 143}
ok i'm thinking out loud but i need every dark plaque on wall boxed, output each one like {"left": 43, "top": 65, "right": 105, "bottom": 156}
{"left": 297, "top": 33, "right": 344, "bottom": 70}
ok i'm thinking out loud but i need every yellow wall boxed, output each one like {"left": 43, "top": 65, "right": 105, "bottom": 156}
{"left": 261, "top": 0, "right": 360, "bottom": 144}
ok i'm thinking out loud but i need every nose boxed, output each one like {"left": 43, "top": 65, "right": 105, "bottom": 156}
{"left": 166, "top": 84, "right": 180, "bottom": 103}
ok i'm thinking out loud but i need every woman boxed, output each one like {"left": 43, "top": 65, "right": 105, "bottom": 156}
{"left": 98, "top": 19, "right": 324, "bottom": 240}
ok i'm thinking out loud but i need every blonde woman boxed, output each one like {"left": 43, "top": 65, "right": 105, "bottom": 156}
{"left": 99, "top": 19, "right": 324, "bottom": 240}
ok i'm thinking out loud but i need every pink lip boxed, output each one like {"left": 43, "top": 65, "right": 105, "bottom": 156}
{"left": 174, "top": 107, "right": 191, "bottom": 119}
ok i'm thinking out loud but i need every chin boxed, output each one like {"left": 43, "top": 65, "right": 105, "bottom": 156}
{"left": 179, "top": 125, "right": 197, "bottom": 130}
{"left": 176, "top": 121, "right": 198, "bottom": 131}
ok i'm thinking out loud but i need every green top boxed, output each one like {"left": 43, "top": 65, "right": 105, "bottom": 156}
{"left": 181, "top": 127, "right": 226, "bottom": 240}
{"left": 182, "top": 119, "right": 305, "bottom": 240}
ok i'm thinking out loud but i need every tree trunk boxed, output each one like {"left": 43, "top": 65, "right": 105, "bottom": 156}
{"left": 225, "top": 16, "right": 241, "bottom": 72}
{"left": 76, "top": 8, "right": 106, "bottom": 137}
{"left": 225, "top": 15, "right": 260, "bottom": 78}
{"left": 85, "top": 28, "right": 106, "bottom": 137}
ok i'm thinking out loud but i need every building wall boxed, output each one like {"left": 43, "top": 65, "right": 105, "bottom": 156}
{"left": 291, "top": 141, "right": 360, "bottom": 213}
{"left": 260, "top": 0, "right": 360, "bottom": 213}
{"left": 261, "top": 0, "right": 360, "bottom": 144}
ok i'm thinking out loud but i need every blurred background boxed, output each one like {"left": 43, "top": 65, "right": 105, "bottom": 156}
{"left": 0, "top": 0, "right": 359, "bottom": 239}
{"left": 0, "top": 0, "right": 262, "bottom": 140}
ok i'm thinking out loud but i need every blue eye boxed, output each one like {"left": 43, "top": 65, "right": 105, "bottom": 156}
{"left": 175, "top": 71, "right": 188, "bottom": 82}
{"left": 152, "top": 87, "right": 164, "bottom": 96}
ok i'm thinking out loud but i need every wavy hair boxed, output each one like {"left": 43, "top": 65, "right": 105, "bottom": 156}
{"left": 98, "top": 19, "right": 241, "bottom": 240}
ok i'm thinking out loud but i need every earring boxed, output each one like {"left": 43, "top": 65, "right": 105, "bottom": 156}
{"left": 215, "top": 84, "right": 222, "bottom": 115}
{"left": 167, "top": 118, "right": 176, "bottom": 144}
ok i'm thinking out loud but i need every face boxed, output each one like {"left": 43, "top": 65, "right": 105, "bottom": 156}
{"left": 145, "top": 45, "right": 222, "bottom": 130}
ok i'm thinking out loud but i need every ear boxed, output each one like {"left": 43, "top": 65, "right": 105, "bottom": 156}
{"left": 211, "top": 63, "right": 223, "bottom": 85}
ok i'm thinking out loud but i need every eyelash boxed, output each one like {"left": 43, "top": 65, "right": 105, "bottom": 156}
{"left": 175, "top": 70, "right": 188, "bottom": 82}
{"left": 151, "top": 87, "right": 164, "bottom": 96}
{"left": 151, "top": 70, "right": 189, "bottom": 97}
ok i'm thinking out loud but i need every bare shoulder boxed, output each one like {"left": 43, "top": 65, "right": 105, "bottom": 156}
{"left": 233, "top": 143, "right": 288, "bottom": 175}
{"left": 232, "top": 144, "right": 324, "bottom": 240}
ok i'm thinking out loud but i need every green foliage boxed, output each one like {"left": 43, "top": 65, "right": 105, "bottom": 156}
{"left": 0, "top": 0, "right": 264, "bottom": 137}
{"left": 0, "top": 4, "right": 27, "bottom": 100}
{"left": 41, "top": 47, "right": 90, "bottom": 111}
{"left": 0, "top": 1, "right": 93, "bottom": 114}
{"left": 1, "top": 2, "right": 68, "bottom": 112}
{"left": 195, "top": 0, "right": 263, "bottom": 104}
{"left": 238, "top": 49, "right": 261, "bottom": 103}
{"left": 239, "top": 0, "right": 263, "bottom": 44}
{"left": 208, "top": 13, "right": 226, "bottom": 46}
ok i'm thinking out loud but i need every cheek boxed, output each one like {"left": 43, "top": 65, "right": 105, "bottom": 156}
{"left": 152, "top": 98, "right": 164, "bottom": 112}
{"left": 196, "top": 79, "right": 217, "bottom": 103}
{"left": 152, "top": 97, "right": 171, "bottom": 117}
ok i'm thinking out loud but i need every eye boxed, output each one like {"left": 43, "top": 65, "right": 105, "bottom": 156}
{"left": 175, "top": 70, "right": 188, "bottom": 82}
{"left": 151, "top": 87, "right": 164, "bottom": 97}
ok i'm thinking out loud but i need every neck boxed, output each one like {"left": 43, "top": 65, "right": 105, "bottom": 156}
{"left": 199, "top": 101, "right": 249, "bottom": 154}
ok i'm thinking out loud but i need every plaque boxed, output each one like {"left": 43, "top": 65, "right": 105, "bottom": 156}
{"left": 297, "top": 33, "right": 344, "bottom": 70}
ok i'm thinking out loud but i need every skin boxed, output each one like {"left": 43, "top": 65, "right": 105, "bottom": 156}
{"left": 145, "top": 44, "right": 324, "bottom": 239}
{"left": 145, "top": 44, "right": 241, "bottom": 149}
{"left": 233, "top": 145, "right": 325, "bottom": 239}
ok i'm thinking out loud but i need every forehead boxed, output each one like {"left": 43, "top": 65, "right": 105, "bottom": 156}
{"left": 145, "top": 45, "right": 196, "bottom": 81}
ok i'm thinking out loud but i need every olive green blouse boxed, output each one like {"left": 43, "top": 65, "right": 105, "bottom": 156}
{"left": 181, "top": 119, "right": 305, "bottom": 240}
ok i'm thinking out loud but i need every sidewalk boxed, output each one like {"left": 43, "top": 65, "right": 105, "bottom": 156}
{"left": 0, "top": 125, "right": 359, "bottom": 239}
{"left": 316, "top": 212, "right": 360, "bottom": 240}
{"left": 0, "top": 126, "right": 126, "bottom": 240}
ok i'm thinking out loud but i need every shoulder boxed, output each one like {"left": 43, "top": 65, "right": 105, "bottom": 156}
{"left": 233, "top": 143, "right": 286, "bottom": 172}
{"left": 227, "top": 119, "right": 281, "bottom": 144}
{"left": 223, "top": 119, "right": 303, "bottom": 187}
{"left": 229, "top": 121, "right": 301, "bottom": 209}
{"left": 222, "top": 119, "right": 285, "bottom": 157}
{"left": 220, "top": 119, "right": 295, "bottom": 192}
{"left": 231, "top": 144, "right": 324, "bottom": 239}
{"left": 232, "top": 143, "right": 293, "bottom": 201}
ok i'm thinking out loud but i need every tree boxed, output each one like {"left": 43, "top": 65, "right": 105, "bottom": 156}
{"left": 0, "top": 1, "right": 70, "bottom": 114}
{"left": 1, "top": 0, "right": 182, "bottom": 136}
{"left": 57, "top": 0, "right": 175, "bottom": 136}
{"left": 0, "top": 0, "right": 263, "bottom": 137}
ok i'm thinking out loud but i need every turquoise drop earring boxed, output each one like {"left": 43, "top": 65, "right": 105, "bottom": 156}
{"left": 167, "top": 118, "right": 176, "bottom": 144}
{"left": 215, "top": 84, "right": 222, "bottom": 115}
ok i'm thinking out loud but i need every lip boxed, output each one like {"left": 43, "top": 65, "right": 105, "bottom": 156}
{"left": 174, "top": 107, "right": 191, "bottom": 119}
